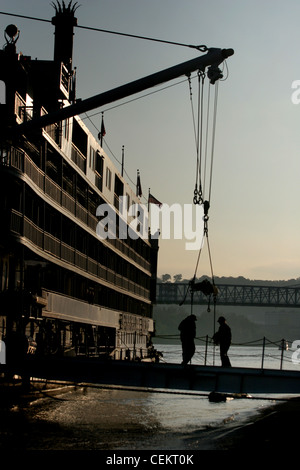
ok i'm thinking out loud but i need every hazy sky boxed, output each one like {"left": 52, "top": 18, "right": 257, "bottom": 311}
{"left": 1, "top": 0, "right": 300, "bottom": 281}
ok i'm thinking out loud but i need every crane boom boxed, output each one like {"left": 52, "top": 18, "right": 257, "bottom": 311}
{"left": 17, "top": 47, "right": 233, "bottom": 133}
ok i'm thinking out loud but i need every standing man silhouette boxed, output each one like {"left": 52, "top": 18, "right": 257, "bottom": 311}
{"left": 178, "top": 314, "right": 197, "bottom": 365}
{"left": 213, "top": 316, "right": 232, "bottom": 367}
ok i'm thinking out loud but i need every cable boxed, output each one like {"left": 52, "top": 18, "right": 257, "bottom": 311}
{"left": 203, "top": 85, "right": 211, "bottom": 198}
{"left": 82, "top": 75, "right": 192, "bottom": 121}
{"left": 82, "top": 74, "right": 198, "bottom": 207}
{"left": 76, "top": 23, "right": 208, "bottom": 52}
{"left": 0, "top": 11, "right": 51, "bottom": 24}
{"left": 208, "top": 80, "right": 219, "bottom": 203}
{"left": 189, "top": 74, "right": 220, "bottom": 284}
{"left": 0, "top": 9, "right": 206, "bottom": 208}
{"left": 189, "top": 72, "right": 205, "bottom": 206}
{"left": 197, "top": 72, "right": 205, "bottom": 197}
{"left": 0, "top": 11, "right": 207, "bottom": 52}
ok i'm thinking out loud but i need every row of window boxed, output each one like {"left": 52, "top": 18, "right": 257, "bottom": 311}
{"left": 88, "top": 145, "right": 112, "bottom": 189}
{"left": 22, "top": 249, "right": 152, "bottom": 318}
{"left": 66, "top": 118, "right": 114, "bottom": 196}
{"left": 24, "top": 142, "right": 151, "bottom": 262}
{"left": 7, "top": 180, "right": 151, "bottom": 290}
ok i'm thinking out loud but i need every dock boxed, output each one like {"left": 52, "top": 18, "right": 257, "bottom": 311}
{"left": 3, "top": 357, "right": 300, "bottom": 395}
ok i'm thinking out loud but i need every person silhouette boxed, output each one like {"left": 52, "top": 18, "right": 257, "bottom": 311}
{"left": 178, "top": 314, "right": 197, "bottom": 365}
{"left": 213, "top": 316, "right": 232, "bottom": 367}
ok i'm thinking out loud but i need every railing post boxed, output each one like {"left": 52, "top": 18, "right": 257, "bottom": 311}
{"left": 261, "top": 336, "right": 266, "bottom": 369}
{"left": 280, "top": 338, "right": 285, "bottom": 370}
{"left": 204, "top": 335, "right": 208, "bottom": 365}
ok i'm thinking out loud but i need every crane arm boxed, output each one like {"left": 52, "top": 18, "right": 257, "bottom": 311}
{"left": 17, "top": 47, "right": 234, "bottom": 133}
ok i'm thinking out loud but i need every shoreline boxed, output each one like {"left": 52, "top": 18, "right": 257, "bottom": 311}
{"left": 208, "top": 396, "right": 300, "bottom": 450}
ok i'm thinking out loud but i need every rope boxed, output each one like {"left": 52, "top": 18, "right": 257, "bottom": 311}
{"left": 196, "top": 72, "right": 205, "bottom": 199}
{"left": 185, "top": 72, "right": 221, "bottom": 344}
{"left": 189, "top": 72, "right": 219, "bottom": 207}
{"left": 188, "top": 73, "right": 220, "bottom": 281}
{"left": 0, "top": 11, "right": 208, "bottom": 52}
{"left": 208, "top": 80, "right": 219, "bottom": 202}
{"left": 188, "top": 74, "right": 201, "bottom": 205}
{"left": 154, "top": 336, "right": 294, "bottom": 352}
{"left": 206, "top": 228, "right": 215, "bottom": 282}
{"left": 202, "top": 84, "right": 211, "bottom": 198}
{"left": 154, "top": 336, "right": 296, "bottom": 371}
{"left": 189, "top": 72, "right": 206, "bottom": 205}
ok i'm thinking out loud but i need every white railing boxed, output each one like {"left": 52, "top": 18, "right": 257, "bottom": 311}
{"left": 71, "top": 143, "right": 86, "bottom": 173}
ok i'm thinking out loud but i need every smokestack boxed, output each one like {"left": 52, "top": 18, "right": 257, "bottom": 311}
{"left": 51, "top": 1, "right": 78, "bottom": 72}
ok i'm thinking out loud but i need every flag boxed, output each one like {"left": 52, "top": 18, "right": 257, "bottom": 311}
{"left": 136, "top": 170, "right": 142, "bottom": 197}
{"left": 98, "top": 114, "right": 106, "bottom": 143}
{"left": 148, "top": 193, "right": 162, "bottom": 207}
{"left": 100, "top": 116, "right": 106, "bottom": 137}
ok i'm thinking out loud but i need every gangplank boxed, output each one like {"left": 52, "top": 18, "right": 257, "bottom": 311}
{"left": 7, "top": 357, "right": 300, "bottom": 395}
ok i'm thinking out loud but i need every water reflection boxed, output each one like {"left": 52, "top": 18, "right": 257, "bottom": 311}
{"left": 0, "top": 384, "right": 274, "bottom": 451}
{"left": 1, "top": 344, "right": 294, "bottom": 450}
{"left": 0, "top": 388, "right": 165, "bottom": 450}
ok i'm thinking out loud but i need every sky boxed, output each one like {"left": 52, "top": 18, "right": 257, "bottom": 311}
{"left": 1, "top": 0, "right": 300, "bottom": 282}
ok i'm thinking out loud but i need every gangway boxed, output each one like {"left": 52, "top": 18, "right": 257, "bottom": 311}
{"left": 5, "top": 357, "right": 300, "bottom": 395}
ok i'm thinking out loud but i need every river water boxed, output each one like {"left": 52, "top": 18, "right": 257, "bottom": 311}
{"left": 0, "top": 344, "right": 298, "bottom": 451}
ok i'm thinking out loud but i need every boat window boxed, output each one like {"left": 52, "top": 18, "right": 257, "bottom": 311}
{"left": 76, "top": 177, "right": 87, "bottom": 207}
{"left": 114, "top": 174, "right": 124, "bottom": 197}
{"left": 106, "top": 167, "right": 112, "bottom": 190}
{"left": 114, "top": 174, "right": 124, "bottom": 209}
{"left": 62, "top": 160, "right": 75, "bottom": 196}
{"left": 46, "top": 147, "right": 61, "bottom": 185}
{"left": 89, "top": 146, "right": 96, "bottom": 169}
{"left": 63, "top": 119, "right": 70, "bottom": 140}
{"left": 72, "top": 119, "right": 87, "bottom": 156}
{"left": 95, "top": 151, "right": 103, "bottom": 176}
{"left": 126, "top": 193, "right": 130, "bottom": 211}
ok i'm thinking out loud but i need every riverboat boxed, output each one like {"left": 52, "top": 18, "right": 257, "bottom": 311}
{"left": 0, "top": 2, "right": 159, "bottom": 364}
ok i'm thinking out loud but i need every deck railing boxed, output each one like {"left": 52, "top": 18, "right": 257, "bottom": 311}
{"left": 0, "top": 146, "right": 151, "bottom": 272}
{"left": 8, "top": 210, "right": 150, "bottom": 301}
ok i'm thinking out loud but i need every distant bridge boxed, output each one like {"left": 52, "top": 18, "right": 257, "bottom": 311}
{"left": 156, "top": 283, "right": 300, "bottom": 308}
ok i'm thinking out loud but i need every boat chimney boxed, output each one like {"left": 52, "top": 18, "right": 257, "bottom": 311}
{"left": 51, "top": 1, "right": 78, "bottom": 72}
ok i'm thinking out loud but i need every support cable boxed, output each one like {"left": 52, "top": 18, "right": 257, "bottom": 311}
{"left": 186, "top": 72, "right": 221, "bottom": 363}
{"left": 188, "top": 71, "right": 205, "bottom": 206}
{"left": 0, "top": 11, "right": 208, "bottom": 52}
{"left": 208, "top": 80, "right": 219, "bottom": 203}
{"left": 187, "top": 74, "right": 200, "bottom": 204}
{"left": 180, "top": 73, "right": 220, "bottom": 309}
{"left": 197, "top": 71, "right": 205, "bottom": 203}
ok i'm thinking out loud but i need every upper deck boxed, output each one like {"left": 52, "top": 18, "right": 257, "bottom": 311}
{"left": 0, "top": 7, "right": 159, "bottom": 319}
